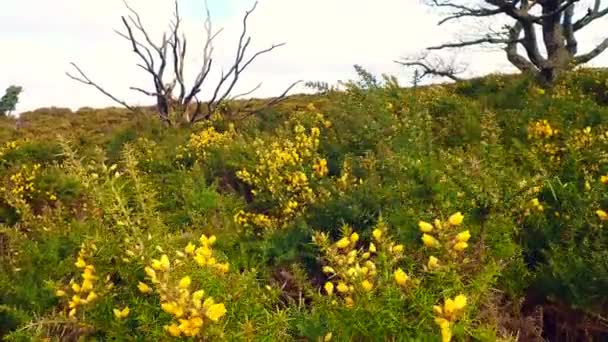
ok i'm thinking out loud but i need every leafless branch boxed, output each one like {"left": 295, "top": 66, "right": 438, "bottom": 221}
{"left": 229, "top": 80, "right": 303, "bottom": 121}
{"left": 66, "top": 63, "right": 138, "bottom": 112}
{"left": 428, "top": 36, "right": 519, "bottom": 50}
{"left": 395, "top": 53, "right": 466, "bottom": 82}
{"left": 414, "top": 0, "right": 608, "bottom": 84}
{"left": 67, "top": 0, "right": 295, "bottom": 126}
{"left": 575, "top": 37, "right": 608, "bottom": 64}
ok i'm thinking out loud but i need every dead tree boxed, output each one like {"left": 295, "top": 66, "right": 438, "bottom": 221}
{"left": 399, "top": 0, "right": 608, "bottom": 85}
{"left": 396, "top": 52, "right": 467, "bottom": 82}
{"left": 67, "top": 0, "right": 300, "bottom": 126}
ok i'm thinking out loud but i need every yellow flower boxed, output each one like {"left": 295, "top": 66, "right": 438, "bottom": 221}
{"left": 185, "top": 242, "right": 196, "bottom": 255}
{"left": 369, "top": 242, "right": 377, "bottom": 253}
{"left": 113, "top": 307, "right": 130, "bottom": 319}
{"left": 151, "top": 254, "right": 170, "bottom": 271}
{"left": 344, "top": 297, "right": 354, "bottom": 307}
{"left": 453, "top": 242, "right": 468, "bottom": 251}
{"left": 71, "top": 283, "right": 81, "bottom": 293}
{"left": 418, "top": 221, "right": 434, "bottom": 233}
{"left": 165, "top": 323, "right": 182, "bottom": 337}
{"left": 178, "top": 276, "right": 191, "bottom": 289}
{"left": 361, "top": 280, "right": 373, "bottom": 291}
{"left": 161, "top": 302, "right": 178, "bottom": 315}
{"left": 453, "top": 294, "right": 467, "bottom": 310}
{"left": 392, "top": 244, "right": 404, "bottom": 254}
{"left": 601, "top": 175, "right": 608, "bottom": 184}
{"left": 144, "top": 266, "right": 157, "bottom": 280}
{"left": 394, "top": 268, "right": 409, "bottom": 286}
{"left": 434, "top": 219, "right": 443, "bottom": 230}
{"left": 324, "top": 332, "right": 333, "bottom": 342}
{"left": 435, "top": 317, "right": 453, "bottom": 342}
{"left": 448, "top": 212, "right": 464, "bottom": 226}
{"left": 203, "top": 299, "right": 226, "bottom": 321}
{"left": 337, "top": 282, "right": 349, "bottom": 293}
{"left": 322, "top": 266, "right": 336, "bottom": 274}
{"left": 74, "top": 257, "right": 86, "bottom": 268}
{"left": 335, "top": 237, "right": 350, "bottom": 249}
{"left": 85, "top": 291, "right": 98, "bottom": 302}
{"left": 81, "top": 279, "right": 93, "bottom": 292}
{"left": 138, "top": 282, "right": 152, "bottom": 294}
{"left": 324, "top": 282, "right": 334, "bottom": 296}
{"left": 433, "top": 305, "right": 443, "bottom": 316}
{"left": 597, "top": 209, "right": 608, "bottom": 221}
{"left": 455, "top": 230, "right": 471, "bottom": 243}
{"left": 422, "top": 234, "right": 439, "bottom": 248}
{"left": 444, "top": 298, "right": 457, "bottom": 316}
{"left": 372, "top": 229, "right": 382, "bottom": 241}
{"left": 55, "top": 290, "right": 66, "bottom": 297}
{"left": 428, "top": 256, "right": 440, "bottom": 270}
{"left": 349, "top": 232, "right": 359, "bottom": 243}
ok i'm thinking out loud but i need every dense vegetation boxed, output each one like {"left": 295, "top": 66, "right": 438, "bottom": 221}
{"left": 1, "top": 67, "right": 608, "bottom": 341}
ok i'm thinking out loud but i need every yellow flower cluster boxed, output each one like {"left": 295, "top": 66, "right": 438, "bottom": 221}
{"left": 55, "top": 243, "right": 108, "bottom": 318}
{"left": 183, "top": 234, "right": 230, "bottom": 274}
{"left": 527, "top": 120, "right": 565, "bottom": 162}
{"left": 7, "top": 163, "right": 41, "bottom": 200}
{"left": 140, "top": 235, "right": 228, "bottom": 338}
{"left": 569, "top": 126, "right": 594, "bottom": 151}
{"left": 597, "top": 209, "right": 607, "bottom": 221}
{"left": 235, "top": 124, "right": 329, "bottom": 229}
{"left": 313, "top": 218, "right": 406, "bottom": 307}
{"left": 419, "top": 212, "right": 471, "bottom": 258}
{"left": 433, "top": 294, "right": 467, "bottom": 342}
{"left": 187, "top": 125, "right": 235, "bottom": 161}
{"left": 142, "top": 254, "right": 227, "bottom": 337}
{"left": 525, "top": 198, "right": 545, "bottom": 215}
{"left": 527, "top": 120, "right": 557, "bottom": 138}
{"left": 0, "top": 140, "right": 23, "bottom": 164}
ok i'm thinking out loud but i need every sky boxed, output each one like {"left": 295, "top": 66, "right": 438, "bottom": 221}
{"left": 1, "top": 0, "right": 607, "bottom": 114}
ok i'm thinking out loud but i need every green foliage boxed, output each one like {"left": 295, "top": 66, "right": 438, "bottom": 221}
{"left": 0, "top": 86, "right": 23, "bottom": 116}
{"left": 1, "top": 67, "right": 608, "bottom": 340}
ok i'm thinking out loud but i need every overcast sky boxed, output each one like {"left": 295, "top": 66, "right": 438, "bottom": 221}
{"left": 1, "top": 0, "right": 607, "bottom": 113}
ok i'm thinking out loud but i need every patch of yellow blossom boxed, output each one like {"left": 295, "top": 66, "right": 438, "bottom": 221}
{"left": 524, "top": 197, "right": 545, "bottom": 216}
{"left": 234, "top": 123, "right": 330, "bottom": 230}
{"left": 139, "top": 235, "right": 228, "bottom": 338}
{"left": 569, "top": 126, "right": 594, "bottom": 151}
{"left": 187, "top": 125, "right": 235, "bottom": 161}
{"left": 419, "top": 211, "right": 471, "bottom": 261}
{"left": 0, "top": 139, "right": 26, "bottom": 165}
{"left": 433, "top": 294, "right": 467, "bottom": 342}
{"left": 5, "top": 163, "right": 41, "bottom": 201}
{"left": 527, "top": 120, "right": 565, "bottom": 162}
{"left": 313, "top": 217, "right": 407, "bottom": 306}
{"left": 55, "top": 243, "right": 110, "bottom": 319}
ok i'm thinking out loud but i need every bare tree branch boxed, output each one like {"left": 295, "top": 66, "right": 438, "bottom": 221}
{"left": 66, "top": 62, "right": 139, "bottom": 112}
{"left": 229, "top": 80, "right": 303, "bottom": 121}
{"left": 395, "top": 53, "right": 466, "bottom": 82}
{"left": 428, "top": 36, "right": 519, "bottom": 50}
{"left": 413, "top": 0, "right": 608, "bottom": 84}
{"left": 575, "top": 37, "right": 608, "bottom": 64}
{"left": 67, "top": 0, "right": 295, "bottom": 126}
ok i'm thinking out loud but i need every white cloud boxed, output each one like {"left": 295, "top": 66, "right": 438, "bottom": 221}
{"left": 1, "top": 0, "right": 607, "bottom": 114}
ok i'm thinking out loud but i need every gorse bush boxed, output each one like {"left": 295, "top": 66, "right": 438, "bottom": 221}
{"left": 1, "top": 67, "right": 608, "bottom": 341}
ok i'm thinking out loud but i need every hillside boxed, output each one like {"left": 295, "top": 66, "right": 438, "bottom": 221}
{"left": 1, "top": 67, "right": 608, "bottom": 341}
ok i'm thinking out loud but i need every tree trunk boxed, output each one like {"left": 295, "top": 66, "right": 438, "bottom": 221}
{"left": 538, "top": 1, "right": 573, "bottom": 84}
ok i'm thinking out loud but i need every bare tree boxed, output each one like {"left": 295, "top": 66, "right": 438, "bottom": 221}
{"left": 398, "top": 0, "right": 608, "bottom": 84}
{"left": 395, "top": 52, "right": 468, "bottom": 82}
{"left": 67, "top": 0, "right": 300, "bottom": 126}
